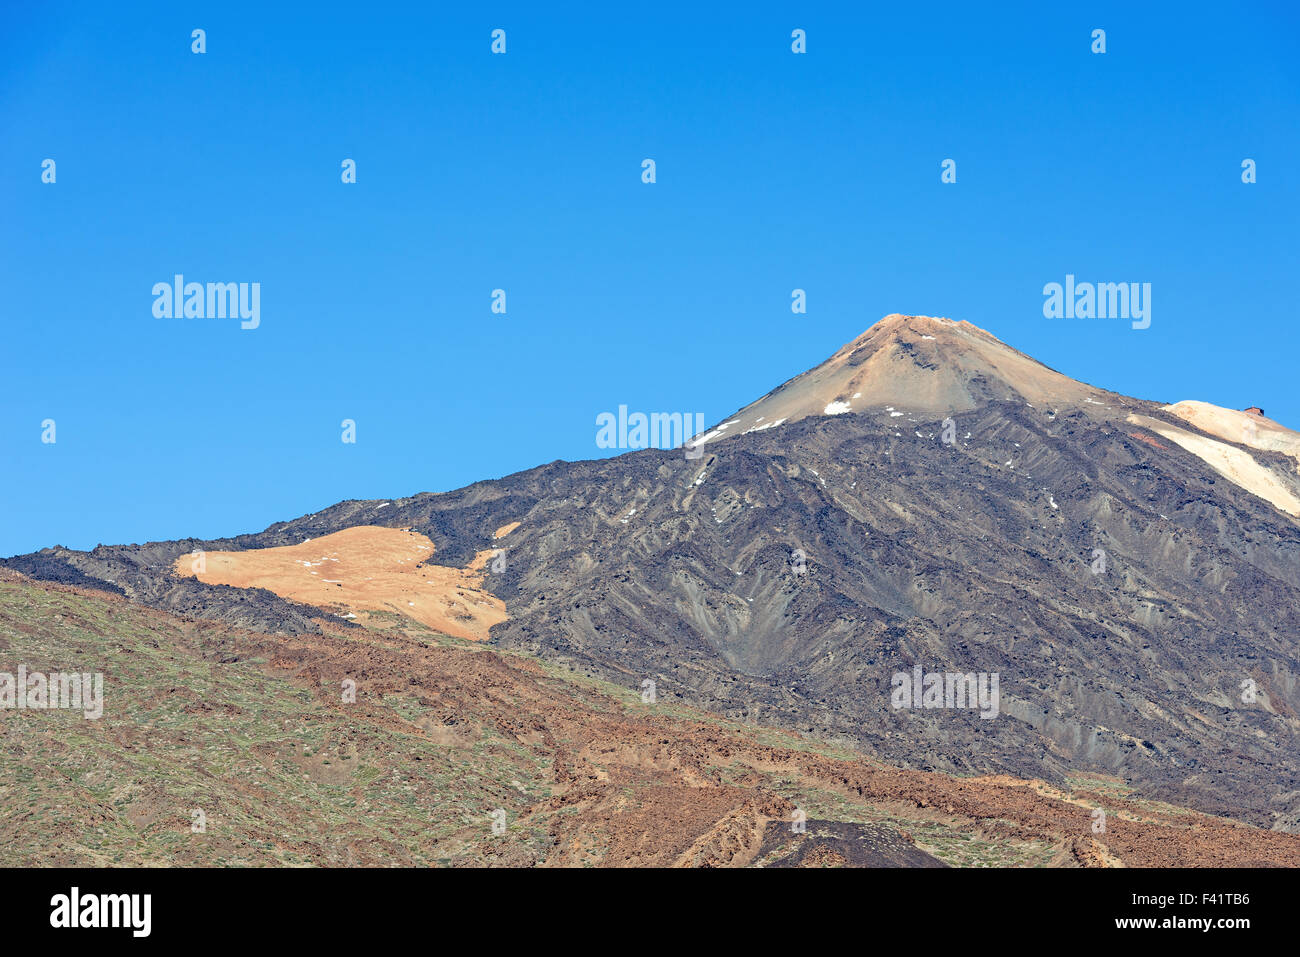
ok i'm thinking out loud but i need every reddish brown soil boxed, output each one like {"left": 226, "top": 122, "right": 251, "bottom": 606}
{"left": 1128, "top": 431, "right": 1169, "bottom": 450}
{"left": 219, "top": 611, "right": 1300, "bottom": 866}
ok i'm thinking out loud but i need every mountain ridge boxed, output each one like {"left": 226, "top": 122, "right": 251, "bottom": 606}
{"left": 7, "top": 315, "right": 1300, "bottom": 833}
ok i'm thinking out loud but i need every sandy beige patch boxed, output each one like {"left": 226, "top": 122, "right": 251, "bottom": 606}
{"left": 1164, "top": 400, "right": 1300, "bottom": 474}
{"left": 494, "top": 522, "right": 521, "bottom": 539}
{"left": 173, "top": 525, "right": 506, "bottom": 640}
{"left": 1128, "top": 414, "right": 1300, "bottom": 518}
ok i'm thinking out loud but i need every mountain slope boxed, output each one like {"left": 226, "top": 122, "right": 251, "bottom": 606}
{"left": 8, "top": 314, "right": 1300, "bottom": 834}
{"left": 6, "top": 570, "right": 1299, "bottom": 867}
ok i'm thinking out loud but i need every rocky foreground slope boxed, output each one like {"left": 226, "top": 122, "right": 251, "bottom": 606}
{"left": 8, "top": 314, "right": 1300, "bottom": 835}
{"left": 5, "top": 571, "right": 1299, "bottom": 867}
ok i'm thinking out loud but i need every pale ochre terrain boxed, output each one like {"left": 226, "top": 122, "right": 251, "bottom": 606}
{"left": 1163, "top": 400, "right": 1300, "bottom": 473}
{"left": 1127, "top": 402, "right": 1300, "bottom": 519}
{"left": 173, "top": 525, "right": 508, "bottom": 640}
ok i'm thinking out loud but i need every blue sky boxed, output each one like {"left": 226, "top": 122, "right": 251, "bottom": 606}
{"left": 2, "top": 2, "right": 1297, "bottom": 555}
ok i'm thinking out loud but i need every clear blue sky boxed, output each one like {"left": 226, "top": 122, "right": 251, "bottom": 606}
{"left": 2, "top": 2, "right": 1297, "bottom": 555}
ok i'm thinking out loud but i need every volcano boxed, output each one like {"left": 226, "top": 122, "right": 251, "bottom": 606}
{"left": 8, "top": 314, "right": 1300, "bottom": 834}
{"left": 702, "top": 313, "right": 1135, "bottom": 443}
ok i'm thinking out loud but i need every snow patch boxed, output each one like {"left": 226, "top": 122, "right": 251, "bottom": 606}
{"left": 743, "top": 417, "right": 786, "bottom": 434}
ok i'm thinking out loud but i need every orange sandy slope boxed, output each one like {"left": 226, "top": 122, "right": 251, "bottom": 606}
{"left": 174, "top": 525, "right": 508, "bottom": 640}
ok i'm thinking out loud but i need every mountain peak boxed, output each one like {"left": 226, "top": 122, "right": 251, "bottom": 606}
{"left": 831, "top": 313, "right": 1003, "bottom": 358}
{"left": 706, "top": 313, "right": 1124, "bottom": 441}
